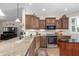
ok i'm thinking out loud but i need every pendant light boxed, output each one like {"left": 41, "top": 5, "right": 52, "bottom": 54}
{"left": 15, "top": 3, "right": 21, "bottom": 23}
{"left": 0, "top": 9, "right": 5, "bottom": 16}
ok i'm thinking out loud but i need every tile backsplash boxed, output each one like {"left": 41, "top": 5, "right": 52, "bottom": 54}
{"left": 25, "top": 29, "right": 69, "bottom": 36}
{"left": 25, "top": 29, "right": 79, "bottom": 38}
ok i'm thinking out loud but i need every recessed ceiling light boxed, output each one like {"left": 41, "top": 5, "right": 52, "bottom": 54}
{"left": 28, "top": 3, "right": 32, "bottom": 5}
{"left": 42, "top": 8, "right": 46, "bottom": 11}
{"left": 64, "top": 8, "right": 68, "bottom": 11}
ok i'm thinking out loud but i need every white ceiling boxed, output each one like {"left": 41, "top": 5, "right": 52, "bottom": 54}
{"left": 0, "top": 3, "right": 79, "bottom": 20}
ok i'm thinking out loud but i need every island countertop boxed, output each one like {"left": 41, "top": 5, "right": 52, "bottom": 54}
{"left": 59, "top": 38, "right": 79, "bottom": 43}
{"left": 0, "top": 36, "right": 35, "bottom": 56}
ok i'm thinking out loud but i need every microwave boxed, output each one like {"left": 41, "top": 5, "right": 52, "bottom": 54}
{"left": 46, "top": 25, "right": 56, "bottom": 30}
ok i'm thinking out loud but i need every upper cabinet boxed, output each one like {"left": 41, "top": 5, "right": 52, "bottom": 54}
{"left": 46, "top": 17, "right": 56, "bottom": 25}
{"left": 25, "top": 14, "right": 69, "bottom": 29}
{"left": 31, "top": 16, "right": 39, "bottom": 29}
{"left": 25, "top": 15, "right": 39, "bottom": 29}
{"left": 56, "top": 19, "right": 62, "bottom": 29}
{"left": 56, "top": 15, "right": 69, "bottom": 29}
{"left": 25, "top": 15, "right": 31, "bottom": 29}
{"left": 60, "top": 15, "right": 69, "bottom": 29}
{"left": 39, "top": 20, "right": 46, "bottom": 29}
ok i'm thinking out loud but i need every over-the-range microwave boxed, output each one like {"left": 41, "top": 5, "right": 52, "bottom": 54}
{"left": 46, "top": 25, "right": 56, "bottom": 30}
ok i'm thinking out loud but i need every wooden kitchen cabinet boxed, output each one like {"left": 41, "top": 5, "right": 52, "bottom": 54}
{"left": 39, "top": 20, "right": 46, "bottom": 29}
{"left": 62, "top": 18, "right": 69, "bottom": 29}
{"left": 40, "top": 36, "right": 47, "bottom": 48}
{"left": 56, "top": 15, "right": 69, "bottom": 29}
{"left": 25, "top": 15, "right": 31, "bottom": 29}
{"left": 58, "top": 40, "right": 79, "bottom": 56}
{"left": 25, "top": 15, "right": 39, "bottom": 29}
{"left": 60, "top": 15, "right": 69, "bottom": 29}
{"left": 57, "top": 35, "right": 71, "bottom": 47}
{"left": 56, "top": 19, "right": 62, "bottom": 29}
{"left": 31, "top": 16, "right": 39, "bottom": 29}
{"left": 46, "top": 17, "right": 56, "bottom": 25}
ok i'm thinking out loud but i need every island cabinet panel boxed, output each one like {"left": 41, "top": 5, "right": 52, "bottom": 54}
{"left": 35, "top": 36, "right": 40, "bottom": 49}
{"left": 40, "top": 36, "right": 47, "bottom": 48}
{"left": 45, "top": 17, "right": 56, "bottom": 25}
{"left": 58, "top": 40, "right": 79, "bottom": 56}
{"left": 26, "top": 39, "right": 36, "bottom": 56}
{"left": 25, "top": 15, "right": 39, "bottom": 29}
{"left": 34, "top": 36, "right": 40, "bottom": 55}
{"left": 39, "top": 20, "right": 46, "bottom": 29}
{"left": 26, "top": 36, "right": 40, "bottom": 56}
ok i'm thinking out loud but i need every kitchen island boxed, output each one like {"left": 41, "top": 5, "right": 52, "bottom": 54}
{"left": 58, "top": 38, "right": 79, "bottom": 56}
{"left": 0, "top": 36, "right": 37, "bottom": 56}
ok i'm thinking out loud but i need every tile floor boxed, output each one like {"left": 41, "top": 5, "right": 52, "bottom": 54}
{"left": 37, "top": 48, "right": 59, "bottom": 56}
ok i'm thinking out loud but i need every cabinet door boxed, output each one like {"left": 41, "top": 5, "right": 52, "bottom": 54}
{"left": 46, "top": 18, "right": 56, "bottom": 25}
{"left": 40, "top": 36, "right": 47, "bottom": 48}
{"left": 56, "top": 20, "right": 62, "bottom": 29}
{"left": 31, "top": 16, "right": 35, "bottom": 29}
{"left": 39, "top": 20, "right": 46, "bottom": 29}
{"left": 25, "top": 15, "right": 31, "bottom": 29}
{"left": 35, "top": 17, "right": 39, "bottom": 29}
{"left": 60, "top": 15, "right": 69, "bottom": 29}
{"left": 62, "top": 18, "right": 68, "bottom": 29}
{"left": 31, "top": 16, "right": 39, "bottom": 29}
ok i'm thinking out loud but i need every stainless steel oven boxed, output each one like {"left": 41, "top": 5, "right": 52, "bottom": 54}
{"left": 47, "top": 36, "right": 57, "bottom": 44}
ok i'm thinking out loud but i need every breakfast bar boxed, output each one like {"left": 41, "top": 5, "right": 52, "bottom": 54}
{"left": 58, "top": 39, "right": 79, "bottom": 56}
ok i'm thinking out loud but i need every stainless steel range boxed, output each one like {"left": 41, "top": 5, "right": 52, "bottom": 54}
{"left": 47, "top": 36, "right": 57, "bottom": 44}
{"left": 46, "top": 34, "right": 57, "bottom": 48}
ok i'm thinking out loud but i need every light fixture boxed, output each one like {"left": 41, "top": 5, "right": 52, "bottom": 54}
{"left": 42, "top": 8, "right": 46, "bottom": 11}
{"left": 15, "top": 3, "right": 21, "bottom": 23}
{"left": 0, "top": 9, "right": 5, "bottom": 16}
{"left": 64, "top": 8, "right": 68, "bottom": 11}
{"left": 16, "top": 18, "right": 20, "bottom": 23}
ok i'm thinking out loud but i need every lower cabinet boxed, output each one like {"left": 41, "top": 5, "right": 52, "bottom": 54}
{"left": 40, "top": 36, "right": 47, "bottom": 48}
{"left": 35, "top": 36, "right": 40, "bottom": 55}
{"left": 26, "top": 39, "right": 36, "bottom": 56}
{"left": 26, "top": 36, "right": 40, "bottom": 56}
{"left": 26, "top": 36, "right": 47, "bottom": 56}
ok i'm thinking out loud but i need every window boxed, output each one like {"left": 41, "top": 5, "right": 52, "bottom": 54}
{"left": 71, "top": 17, "right": 79, "bottom": 33}
{"left": 77, "top": 18, "right": 79, "bottom": 26}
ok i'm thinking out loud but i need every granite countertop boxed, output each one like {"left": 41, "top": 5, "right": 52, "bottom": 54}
{"left": 0, "top": 36, "right": 35, "bottom": 56}
{"left": 69, "top": 38, "right": 79, "bottom": 43}
{"left": 60, "top": 38, "right": 79, "bottom": 43}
